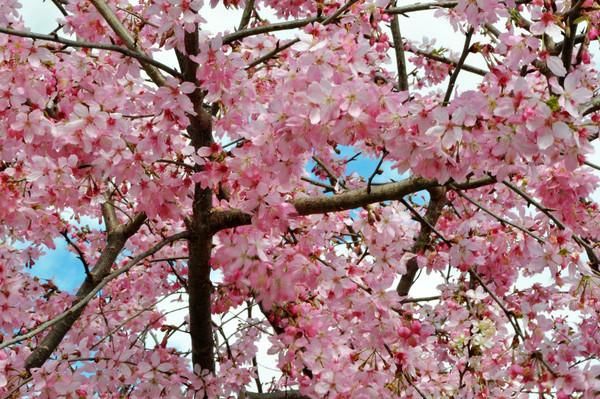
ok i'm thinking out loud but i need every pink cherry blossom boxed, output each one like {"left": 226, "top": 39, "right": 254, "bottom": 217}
{"left": 0, "top": 0, "right": 598, "bottom": 398}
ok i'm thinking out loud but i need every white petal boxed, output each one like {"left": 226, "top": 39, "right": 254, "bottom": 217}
{"left": 537, "top": 133, "right": 554, "bottom": 150}
{"left": 309, "top": 108, "right": 321, "bottom": 125}
{"left": 547, "top": 56, "right": 567, "bottom": 77}
{"left": 552, "top": 121, "right": 570, "bottom": 139}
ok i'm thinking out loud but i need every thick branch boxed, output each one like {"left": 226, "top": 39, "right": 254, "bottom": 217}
{"left": 210, "top": 176, "right": 495, "bottom": 232}
{"left": 211, "top": 177, "right": 437, "bottom": 231}
{"left": 172, "top": 11, "right": 218, "bottom": 380}
{"left": 397, "top": 187, "right": 447, "bottom": 296}
{"left": 243, "top": 391, "right": 310, "bottom": 399}
{"left": 2, "top": 230, "right": 187, "bottom": 355}
{"left": 238, "top": 0, "right": 256, "bottom": 30}
{"left": 19, "top": 212, "right": 148, "bottom": 370}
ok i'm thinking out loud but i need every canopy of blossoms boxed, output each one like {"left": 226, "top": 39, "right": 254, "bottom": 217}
{"left": 0, "top": 0, "right": 599, "bottom": 398}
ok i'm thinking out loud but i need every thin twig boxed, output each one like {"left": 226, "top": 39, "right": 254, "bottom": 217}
{"left": 90, "top": 0, "right": 168, "bottom": 85}
{"left": 399, "top": 198, "right": 452, "bottom": 245}
{"left": 502, "top": 179, "right": 599, "bottom": 274}
{"left": 168, "top": 260, "right": 188, "bottom": 291}
{"left": 50, "top": 0, "right": 68, "bottom": 16}
{"left": 387, "top": 1, "right": 458, "bottom": 14}
{"left": 225, "top": 17, "right": 320, "bottom": 45}
{"left": 450, "top": 184, "right": 544, "bottom": 243}
{"left": 321, "top": 0, "right": 361, "bottom": 24}
{"left": 223, "top": 137, "right": 248, "bottom": 149}
{"left": 501, "top": 180, "right": 564, "bottom": 229}
{"left": 0, "top": 26, "right": 180, "bottom": 78}
{"left": 246, "top": 0, "right": 360, "bottom": 68}
{"left": 410, "top": 48, "right": 487, "bottom": 76}
{"left": 60, "top": 231, "right": 92, "bottom": 281}
{"left": 400, "top": 295, "right": 441, "bottom": 304}
{"left": 246, "top": 39, "right": 298, "bottom": 69}
{"left": 443, "top": 27, "right": 474, "bottom": 105}
{"left": 301, "top": 176, "right": 336, "bottom": 192}
{"left": 312, "top": 156, "right": 344, "bottom": 188}
{"left": 367, "top": 150, "right": 387, "bottom": 194}
{"left": 469, "top": 269, "right": 525, "bottom": 340}
{"left": 2, "top": 376, "right": 33, "bottom": 399}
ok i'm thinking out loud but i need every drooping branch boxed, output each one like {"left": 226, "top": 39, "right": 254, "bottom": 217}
{"left": 450, "top": 184, "right": 544, "bottom": 243}
{"left": 1, "top": 205, "right": 146, "bottom": 364}
{"left": 469, "top": 268, "right": 525, "bottom": 340}
{"left": 1, "top": 229, "right": 187, "bottom": 355}
{"left": 386, "top": 0, "right": 529, "bottom": 14}
{"left": 60, "top": 230, "right": 92, "bottom": 281}
{"left": 501, "top": 180, "right": 600, "bottom": 274}
{"left": 0, "top": 26, "right": 181, "bottom": 78}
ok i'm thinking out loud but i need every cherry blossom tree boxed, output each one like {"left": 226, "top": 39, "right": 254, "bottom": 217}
{"left": 1, "top": 0, "right": 600, "bottom": 397}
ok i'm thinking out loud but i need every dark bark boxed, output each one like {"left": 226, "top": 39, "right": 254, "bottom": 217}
{"left": 397, "top": 187, "right": 447, "bottom": 296}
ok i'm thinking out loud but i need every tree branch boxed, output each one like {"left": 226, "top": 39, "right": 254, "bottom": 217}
{"left": 443, "top": 27, "right": 473, "bottom": 105}
{"left": 60, "top": 231, "right": 92, "bottom": 281}
{"left": 409, "top": 48, "right": 487, "bottom": 76}
{"left": 0, "top": 27, "right": 182, "bottom": 76}
{"left": 582, "top": 96, "right": 600, "bottom": 116}
{"left": 450, "top": 184, "right": 544, "bottom": 243}
{"left": 386, "top": 1, "right": 458, "bottom": 14}
{"left": 49, "top": 0, "right": 68, "bottom": 17}
{"left": 386, "top": 0, "right": 529, "bottom": 14}
{"left": 210, "top": 176, "right": 495, "bottom": 232}
{"left": 18, "top": 212, "right": 151, "bottom": 370}
{"left": 246, "top": 0, "right": 360, "bottom": 69}
{"left": 224, "top": 17, "right": 321, "bottom": 45}
{"left": 243, "top": 391, "right": 310, "bottom": 399}
{"left": 89, "top": 0, "right": 167, "bottom": 86}
{"left": 238, "top": 0, "right": 256, "bottom": 30}
{"left": 397, "top": 187, "right": 447, "bottom": 296}
{"left": 1, "top": 231, "right": 188, "bottom": 354}
{"left": 390, "top": 6, "right": 409, "bottom": 92}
